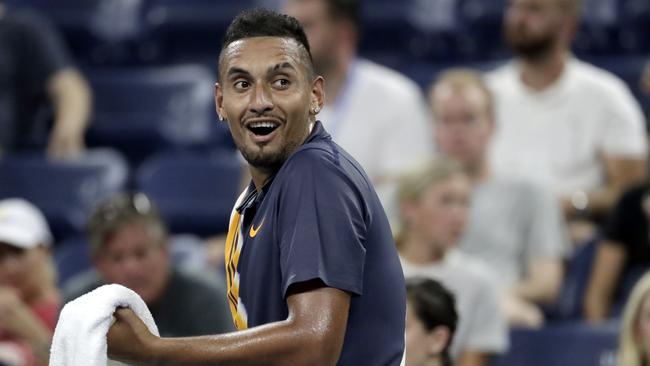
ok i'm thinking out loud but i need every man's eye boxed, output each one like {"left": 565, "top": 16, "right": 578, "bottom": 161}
{"left": 234, "top": 80, "right": 250, "bottom": 89}
{"left": 273, "top": 79, "right": 290, "bottom": 87}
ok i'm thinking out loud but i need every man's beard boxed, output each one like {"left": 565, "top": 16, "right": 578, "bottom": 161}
{"left": 505, "top": 28, "right": 556, "bottom": 61}
{"left": 237, "top": 139, "right": 302, "bottom": 172}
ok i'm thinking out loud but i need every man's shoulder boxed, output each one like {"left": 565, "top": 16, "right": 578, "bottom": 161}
{"left": 568, "top": 58, "right": 631, "bottom": 95}
{"left": 354, "top": 59, "right": 423, "bottom": 98}
{"left": 285, "top": 138, "right": 367, "bottom": 181}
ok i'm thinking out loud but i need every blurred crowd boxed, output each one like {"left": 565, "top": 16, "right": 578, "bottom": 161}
{"left": 2, "top": 0, "right": 650, "bottom": 365}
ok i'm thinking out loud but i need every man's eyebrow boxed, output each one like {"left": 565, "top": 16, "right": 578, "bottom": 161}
{"left": 227, "top": 67, "right": 251, "bottom": 78}
{"left": 268, "top": 62, "right": 296, "bottom": 73}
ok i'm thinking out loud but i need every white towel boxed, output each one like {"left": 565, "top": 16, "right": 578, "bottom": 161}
{"left": 49, "top": 284, "right": 159, "bottom": 366}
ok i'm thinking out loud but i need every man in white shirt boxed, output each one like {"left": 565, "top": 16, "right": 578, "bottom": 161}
{"left": 282, "top": 0, "right": 432, "bottom": 220}
{"left": 487, "top": 0, "right": 647, "bottom": 224}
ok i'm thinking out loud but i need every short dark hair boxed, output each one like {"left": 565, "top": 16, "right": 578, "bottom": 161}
{"left": 219, "top": 8, "right": 314, "bottom": 79}
{"left": 406, "top": 277, "right": 458, "bottom": 366}
{"left": 87, "top": 192, "right": 167, "bottom": 254}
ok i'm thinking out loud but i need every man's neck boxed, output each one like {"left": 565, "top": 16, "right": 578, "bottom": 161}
{"left": 399, "top": 230, "right": 445, "bottom": 265}
{"left": 518, "top": 50, "right": 568, "bottom": 92}
{"left": 249, "top": 121, "right": 315, "bottom": 191}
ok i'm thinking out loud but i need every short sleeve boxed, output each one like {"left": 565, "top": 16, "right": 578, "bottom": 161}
{"left": 600, "top": 79, "right": 647, "bottom": 157}
{"left": 276, "top": 149, "right": 368, "bottom": 298}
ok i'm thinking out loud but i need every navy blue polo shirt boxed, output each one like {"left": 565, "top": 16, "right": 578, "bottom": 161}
{"left": 226, "top": 121, "right": 405, "bottom": 365}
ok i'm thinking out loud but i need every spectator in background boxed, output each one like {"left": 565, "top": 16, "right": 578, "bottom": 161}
{"left": 0, "top": 0, "right": 91, "bottom": 159}
{"left": 584, "top": 183, "right": 650, "bottom": 323}
{"left": 282, "top": 0, "right": 432, "bottom": 220}
{"left": 487, "top": 0, "right": 647, "bottom": 238}
{"left": 397, "top": 157, "right": 508, "bottom": 366}
{"left": 62, "top": 192, "right": 234, "bottom": 337}
{"left": 429, "top": 69, "right": 570, "bottom": 327}
{"left": 0, "top": 199, "right": 59, "bottom": 366}
{"left": 618, "top": 271, "right": 650, "bottom": 366}
{"left": 405, "top": 277, "right": 458, "bottom": 366}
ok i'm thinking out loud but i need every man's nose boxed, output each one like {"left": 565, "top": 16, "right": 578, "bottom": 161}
{"left": 250, "top": 83, "right": 274, "bottom": 114}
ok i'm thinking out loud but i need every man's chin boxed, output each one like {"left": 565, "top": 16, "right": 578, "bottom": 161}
{"left": 241, "top": 149, "right": 285, "bottom": 170}
{"left": 506, "top": 37, "right": 555, "bottom": 61}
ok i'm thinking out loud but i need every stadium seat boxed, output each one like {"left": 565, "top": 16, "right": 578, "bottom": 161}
{"left": 135, "top": 152, "right": 243, "bottom": 236}
{"left": 4, "top": 0, "right": 147, "bottom": 64}
{"left": 54, "top": 236, "right": 93, "bottom": 287}
{"left": 143, "top": 0, "right": 256, "bottom": 62}
{"left": 491, "top": 322, "right": 619, "bottom": 366}
{"left": 618, "top": 0, "right": 650, "bottom": 53}
{"left": 85, "top": 64, "right": 217, "bottom": 166}
{"left": 543, "top": 238, "right": 598, "bottom": 320}
{"left": 0, "top": 150, "right": 128, "bottom": 240}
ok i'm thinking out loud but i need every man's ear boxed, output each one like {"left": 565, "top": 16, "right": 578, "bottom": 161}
{"left": 309, "top": 76, "right": 325, "bottom": 116}
{"left": 215, "top": 82, "right": 225, "bottom": 121}
{"left": 427, "top": 325, "right": 451, "bottom": 357}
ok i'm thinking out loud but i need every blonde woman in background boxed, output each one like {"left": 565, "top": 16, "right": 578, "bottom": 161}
{"left": 620, "top": 271, "right": 650, "bottom": 366}
{"left": 0, "top": 199, "right": 60, "bottom": 366}
{"left": 397, "top": 157, "right": 508, "bottom": 366}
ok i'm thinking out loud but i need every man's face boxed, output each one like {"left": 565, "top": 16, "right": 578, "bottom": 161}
{"left": 403, "top": 174, "right": 470, "bottom": 251}
{"left": 283, "top": 0, "right": 339, "bottom": 74}
{"left": 216, "top": 37, "right": 323, "bottom": 171}
{"left": 94, "top": 222, "right": 169, "bottom": 305}
{"left": 504, "top": 0, "right": 567, "bottom": 59}
{"left": 431, "top": 83, "right": 493, "bottom": 168}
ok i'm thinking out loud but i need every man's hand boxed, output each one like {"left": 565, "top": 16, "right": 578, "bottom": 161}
{"left": 107, "top": 308, "right": 157, "bottom": 365}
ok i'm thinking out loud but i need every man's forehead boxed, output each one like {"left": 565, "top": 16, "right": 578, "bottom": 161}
{"left": 223, "top": 37, "right": 305, "bottom": 65}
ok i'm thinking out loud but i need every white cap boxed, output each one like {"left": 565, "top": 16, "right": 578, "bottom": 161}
{"left": 0, "top": 198, "right": 53, "bottom": 249}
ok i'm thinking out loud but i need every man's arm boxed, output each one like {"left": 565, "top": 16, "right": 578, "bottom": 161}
{"left": 108, "top": 280, "right": 350, "bottom": 366}
{"left": 565, "top": 155, "right": 646, "bottom": 218}
{"left": 513, "top": 258, "right": 564, "bottom": 304}
{"left": 46, "top": 68, "right": 92, "bottom": 159}
{"left": 584, "top": 240, "right": 627, "bottom": 324}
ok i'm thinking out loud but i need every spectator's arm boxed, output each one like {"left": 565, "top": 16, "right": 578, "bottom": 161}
{"left": 584, "top": 240, "right": 627, "bottom": 324}
{"left": 46, "top": 68, "right": 92, "bottom": 159}
{"left": 513, "top": 257, "right": 564, "bottom": 304}
{"left": 578, "top": 155, "right": 646, "bottom": 217}
{"left": 108, "top": 279, "right": 350, "bottom": 366}
{"left": 457, "top": 351, "right": 491, "bottom": 366}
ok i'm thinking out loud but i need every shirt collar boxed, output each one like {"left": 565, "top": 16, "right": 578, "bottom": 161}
{"left": 235, "top": 120, "right": 331, "bottom": 213}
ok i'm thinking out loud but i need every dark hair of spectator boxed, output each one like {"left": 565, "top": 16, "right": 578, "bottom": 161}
{"left": 406, "top": 277, "right": 458, "bottom": 366}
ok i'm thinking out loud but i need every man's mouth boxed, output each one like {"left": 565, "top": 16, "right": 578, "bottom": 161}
{"left": 247, "top": 120, "right": 280, "bottom": 136}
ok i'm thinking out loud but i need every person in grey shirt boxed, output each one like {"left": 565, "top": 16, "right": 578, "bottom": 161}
{"left": 62, "top": 192, "right": 234, "bottom": 337}
{"left": 428, "top": 69, "right": 570, "bottom": 327}
{"left": 397, "top": 157, "right": 509, "bottom": 366}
